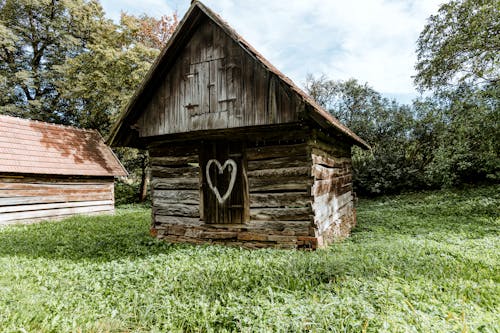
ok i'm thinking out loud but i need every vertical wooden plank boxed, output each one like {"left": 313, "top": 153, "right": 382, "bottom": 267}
{"left": 216, "top": 58, "right": 227, "bottom": 113}
{"left": 200, "top": 62, "right": 210, "bottom": 114}
{"left": 255, "top": 65, "right": 268, "bottom": 125}
{"left": 268, "top": 76, "right": 278, "bottom": 125}
{"left": 209, "top": 59, "right": 217, "bottom": 113}
{"left": 160, "top": 73, "right": 168, "bottom": 136}
{"left": 178, "top": 58, "right": 188, "bottom": 133}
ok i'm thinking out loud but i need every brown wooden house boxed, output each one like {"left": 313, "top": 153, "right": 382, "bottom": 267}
{"left": 108, "top": 1, "right": 369, "bottom": 249}
{"left": 0, "top": 115, "right": 127, "bottom": 224}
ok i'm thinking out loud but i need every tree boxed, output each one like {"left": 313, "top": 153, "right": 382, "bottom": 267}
{"left": 57, "top": 12, "right": 177, "bottom": 201}
{"left": 415, "top": 0, "right": 500, "bottom": 91}
{"left": 424, "top": 82, "right": 500, "bottom": 185}
{"left": 56, "top": 12, "right": 177, "bottom": 134}
{"left": 0, "top": 0, "right": 107, "bottom": 123}
{"left": 305, "top": 75, "right": 427, "bottom": 195}
{"left": 305, "top": 75, "right": 411, "bottom": 146}
{"left": 415, "top": 0, "right": 500, "bottom": 186}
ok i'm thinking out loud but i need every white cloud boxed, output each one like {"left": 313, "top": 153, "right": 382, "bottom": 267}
{"left": 100, "top": 0, "right": 443, "bottom": 102}
{"left": 100, "top": 0, "right": 175, "bottom": 22}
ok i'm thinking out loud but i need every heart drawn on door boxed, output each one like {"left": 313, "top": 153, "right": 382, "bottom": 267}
{"left": 206, "top": 159, "right": 238, "bottom": 205}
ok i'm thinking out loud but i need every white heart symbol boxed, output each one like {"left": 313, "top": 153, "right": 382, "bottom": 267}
{"left": 206, "top": 159, "right": 238, "bottom": 205}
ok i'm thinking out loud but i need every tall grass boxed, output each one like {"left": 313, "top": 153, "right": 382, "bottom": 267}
{"left": 0, "top": 186, "right": 498, "bottom": 332}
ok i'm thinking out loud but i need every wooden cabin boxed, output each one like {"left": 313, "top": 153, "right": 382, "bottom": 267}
{"left": 108, "top": 1, "right": 370, "bottom": 249}
{"left": 0, "top": 115, "right": 127, "bottom": 224}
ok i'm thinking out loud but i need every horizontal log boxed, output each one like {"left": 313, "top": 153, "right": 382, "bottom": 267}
{"left": 151, "top": 166, "right": 198, "bottom": 178}
{"left": 0, "top": 200, "right": 113, "bottom": 214}
{"left": 0, "top": 204, "right": 114, "bottom": 223}
{"left": 249, "top": 175, "right": 312, "bottom": 193}
{"left": 311, "top": 153, "right": 351, "bottom": 168}
{"left": 312, "top": 191, "right": 353, "bottom": 216}
{"left": 149, "top": 145, "right": 199, "bottom": 157}
{"left": 153, "top": 204, "right": 199, "bottom": 218}
{"left": 246, "top": 220, "right": 312, "bottom": 232}
{"left": 267, "top": 235, "right": 298, "bottom": 243}
{"left": 151, "top": 177, "right": 199, "bottom": 190}
{"left": 152, "top": 190, "right": 199, "bottom": 205}
{"left": 312, "top": 179, "right": 352, "bottom": 197}
{"left": 246, "top": 143, "right": 308, "bottom": 161}
{"left": 0, "top": 187, "right": 112, "bottom": 198}
{"left": 0, "top": 176, "right": 112, "bottom": 184}
{"left": 145, "top": 124, "right": 308, "bottom": 145}
{"left": 0, "top": 182, "right": 112, "bottom": 190}
{"left": 237, "top": 232, "right": 269, "bottom": 241}
{"left": 247, "top": 166, "right": 310, "bottom": 178}
{"left": 0, "top": 193, "right": 112, "bottom": 206}
{"left": 247, "top": 155, "right": 309, "bottom": 172}
{"left": 249, "top": 192, "right": 311, "bottom": 208}
{"left": 200, "top": 231, "right": 238, "bottom": 239}
{"left": 150, "top": 155, "right": 198, "bottom": 166}
{"left": 312, "top": 164, "right": 347, "bottom": 181}
{"left": 154, "top": 215, "right": 202, "bottom": 226}
{"left": 250, "top": 207, "right": 313, "bottom": 221}
{"left": 308, "top": 140, "right": 350, "bottom": 158}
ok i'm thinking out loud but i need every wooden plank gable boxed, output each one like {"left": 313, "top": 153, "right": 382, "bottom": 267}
{"left": 135, "top": 19, "right": 304, "bottom": 138}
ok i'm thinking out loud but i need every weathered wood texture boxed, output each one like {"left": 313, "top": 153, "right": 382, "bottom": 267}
{"left": 0, "top": 176, "right": 115, "bottom": 224}
{"left": 136, "top": 19, "right": 305, "bottom": 137}
{"left": 149, "top": 140, "right": 319, "bottom": 249}
{"left": 150, "top": 146, "right": 201, "bottom": 230}
{"left": 309, "top": 137, "right": 356, "bottom": 246}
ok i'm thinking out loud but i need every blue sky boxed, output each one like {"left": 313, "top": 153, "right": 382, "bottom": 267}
{"left": 100, "top": 0, "right": 443, "bottom": 105}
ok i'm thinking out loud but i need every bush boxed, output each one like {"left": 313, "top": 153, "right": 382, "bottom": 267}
{"left": 114, "top": 180, "right": 150, "bottom": 206}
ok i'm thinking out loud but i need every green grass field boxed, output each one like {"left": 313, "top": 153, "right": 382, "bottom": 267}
{"left": 0, "top": 185, "right": 498, "bottom": 332}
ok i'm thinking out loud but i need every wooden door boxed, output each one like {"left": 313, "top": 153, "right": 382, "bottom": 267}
{"left": 200, "top": 141, "right": 248, "bottom": 224}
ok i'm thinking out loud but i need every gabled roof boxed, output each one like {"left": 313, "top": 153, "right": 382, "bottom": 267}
{"left": 108, "top": 1, "right": 370, "bottom": 150}
{"left": 0, "top": 115, "right": 127, "bottom": 177}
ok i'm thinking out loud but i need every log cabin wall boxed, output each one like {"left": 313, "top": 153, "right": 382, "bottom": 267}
{"left": 309, "top": 133, "right": 356, "bottom": 246}
{"left": 148, "top": 136, "right": 320, "bottom": 249}
{"left": 0, "top": 175, "right": 115, "bottom": 225}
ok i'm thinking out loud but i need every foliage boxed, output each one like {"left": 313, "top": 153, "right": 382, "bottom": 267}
{"left": 0, "top": 0, "right": 107, "bottom": 123}
{"left": 114, "top": 179, "right": 148, "bottom": 205}
{"left": 0, "top": 0, "right": 177, "bottom": 132}
{"left": 424, "top": 83, "right": 500, "bottom": 186}
{"left": 415, "top": 0, "right": 500, "bottom": 91}
{"left": 306, "top": 74, "right": 499, "bottom": 195}
{"left": 0, "top": 186, "right": 498, "bottom": 331}
{"left": 306, "top": 75, "right": 429, "bottom": 195}
{"left": 55, "top": 11, "right": 177, "bottom": 134}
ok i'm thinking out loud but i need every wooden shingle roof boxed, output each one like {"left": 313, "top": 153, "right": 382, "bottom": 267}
{"left": 108, "top": 1, "right": 370, "bottom": 150}
{"left": 0, "top": 115, "right": 127, "bottom": 177}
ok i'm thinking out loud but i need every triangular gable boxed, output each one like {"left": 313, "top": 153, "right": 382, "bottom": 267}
{"left": 108, "top": 1, "right": 369, "bottom": 150}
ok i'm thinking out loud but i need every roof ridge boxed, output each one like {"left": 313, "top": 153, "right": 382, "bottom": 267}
{"left": 0, "top": 115, "right": 97, "bottom": 134}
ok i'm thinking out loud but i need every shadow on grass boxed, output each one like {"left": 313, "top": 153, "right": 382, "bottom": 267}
{"left": 0, "top": 208, "right": 183, "bottom": 262}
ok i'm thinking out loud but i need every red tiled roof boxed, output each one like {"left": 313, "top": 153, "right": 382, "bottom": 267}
{"left": 0, "top": 115, "right": 127, "bottom": 177}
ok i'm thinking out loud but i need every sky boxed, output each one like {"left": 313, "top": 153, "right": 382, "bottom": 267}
{"left": 100, "top": 0, "right": 443, "bottom": 105}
